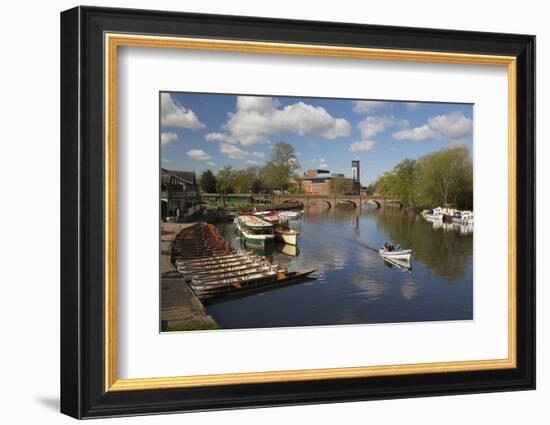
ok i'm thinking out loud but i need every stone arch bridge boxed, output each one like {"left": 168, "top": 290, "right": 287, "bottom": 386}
{"left": 252, "top": 194, "right": 403, "bottom": 209}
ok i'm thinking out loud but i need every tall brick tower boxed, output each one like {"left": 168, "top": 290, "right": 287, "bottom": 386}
{"left": 352, "top": 160, "right": 361, "bottom": 194}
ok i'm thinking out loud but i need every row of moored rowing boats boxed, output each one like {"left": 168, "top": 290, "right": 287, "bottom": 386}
{"left": 172, "top": 223, "right": 315, "bottom": 301}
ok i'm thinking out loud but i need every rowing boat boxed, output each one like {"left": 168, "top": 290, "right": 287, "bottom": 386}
{"left": 182, "top": 261, "right": 273, "bottom": 278}
{"left": 192, "top": 269, "right": 317, "bottom": 300}
{"left": 273, "top": 224, "right": 299, "bottom": 245}
{"left": 190, "top": 266, "right": 281, "bottom": 284}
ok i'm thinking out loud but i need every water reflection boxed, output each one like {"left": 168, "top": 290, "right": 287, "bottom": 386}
{"left": 209, "top": 204, "right": 473, "bottom": 329}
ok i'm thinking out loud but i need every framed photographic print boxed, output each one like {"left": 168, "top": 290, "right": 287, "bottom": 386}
{"left": 60, "top": 6, "right": 535, "bottom": 419}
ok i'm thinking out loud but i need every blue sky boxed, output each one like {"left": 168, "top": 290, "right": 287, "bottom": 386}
{"left": 160, "top": 92, "right": 473, "bottom": 185}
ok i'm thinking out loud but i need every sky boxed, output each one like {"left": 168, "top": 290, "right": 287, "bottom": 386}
{"left": 160, "top": 92, "right": 473, "bottom": 185}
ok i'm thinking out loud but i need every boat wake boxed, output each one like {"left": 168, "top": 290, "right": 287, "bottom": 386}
{"left": 344, "top": 238, "right": 379, "bottom": 253}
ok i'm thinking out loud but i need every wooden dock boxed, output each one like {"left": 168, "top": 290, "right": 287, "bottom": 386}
{"left": 160, "top": 222, "right": 218, "bottom": 331}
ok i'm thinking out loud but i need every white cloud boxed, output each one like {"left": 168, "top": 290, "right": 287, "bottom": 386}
{"left": 319, "top": 163, "right": 329, "bottom": 169}
{"left": 246, "top": 160, "right": 260, "bottom": 165}
{"left": 205, "top": 132, "right": 236, "bottom": 143}
{"left": 392, "top": 111, "right": 472, "bottom": 142}
{"left": 211, "top": 96, "right": 350, "bottom": 146}
{"left": 311, "top": 158, "right": 326, "bottom": 163}
{"left": 161, "top": 158, "right": 172, "bottom": 163}
{"left": 220, "top": 143, "right": 249, "bottom": 159}
{"left": 207, "top": 161, "right": 216, "bottom": 167}
{"left": 357, "top": 115, "right": 407, "bottom": 139}
{"left": 351, "top": 115, "right": 408, "bottom": 152}
{"left": 352, "top": 100, "right": 389, "bottom": 114}
{"left": 349, "top": 140, "right": 376, "bottom": 152}
{"left": 393, "top": 124, "right": 437, "bottom": 141}
{"left": 251, "top": 151, "right": 265, "bottom": 158}
{"left": 186, "top": 149, "right": 211, "bottom": 161}
{"left": 161, "top": 93, "right": 205, "bottom": 129}
{"left": 160, "top": 132, "right": 178, "bottom": 146}
{"left": 428, "top": 111, "right": 473, "bottom": 140}
{"left": 237, "top": 96, "right": 280, "bottom": 113}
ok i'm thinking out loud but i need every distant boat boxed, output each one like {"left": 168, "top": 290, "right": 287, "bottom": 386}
{"left": 279, "top": 210, "right": 301, "bottom": 220}
{"left": 425, "top": 207, "right": 444, "bottom": 222}
{"left": 452, "top": 210, "right": 474, "bottom": 225}
{"left": 379, "top": 242, "right": 413, "bottom": 262}
{"left": 252, "top": 210, "right": 274, "bottom": 217}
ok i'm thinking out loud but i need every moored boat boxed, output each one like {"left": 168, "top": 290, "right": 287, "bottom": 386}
{"left": 452, "top": 210, "right": 474, "bottom": 225}
{"left": 236, "top": 215, "right": 275, "bottom": 247}
{"left": 190, "top": 269, "right": 317, "bottom": 301}
{"left": 273, "top": 224, "right": 299, "bottom": 245}
{"left": 278, "top": 210, "right": 301, "bottom": 220}
{"left": 281, "top": 243, "right": 299, "bottom": 257}
{"left": 425, "top": 207, "right": 444, "bottom": 222}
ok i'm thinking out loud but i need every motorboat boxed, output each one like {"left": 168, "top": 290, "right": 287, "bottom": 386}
{"left": 378, "top": 242, "right": 413, "bottom": 262}
{"left": 425, "top": 207, "right": 444, "bottom": 222}
{"left": 236, "top": 215, "right": 275, "bottom": 247}
{"left": 452, "top": 210, "right": 474, "bottom": 225}
{"left": 278, "top": 210, "right": 301, "bottom": 220}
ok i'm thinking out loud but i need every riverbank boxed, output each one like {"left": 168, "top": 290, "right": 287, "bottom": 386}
{"left": 160, "top": 222, "right": 219, "bottom": 331}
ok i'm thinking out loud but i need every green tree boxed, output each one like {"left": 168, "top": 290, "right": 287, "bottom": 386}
{"left": 233, "top": 167, "right": 259, "bottom": 193}
{"left": 216, "top": 166, "right": 235, "bottom": 194}
{"left": 416, "top": 145, "right": 472, "bottom": 208}
{"left": 393, "top": 159, "right": 418, "bottom": 207}
{"left": 200, "top": 169, "right": 217, "bottom": 193}
{"left": 364, "top": 183, "right": 376, "bottom": 195}
{"left": 331, "top": 177, "right": 353, "bottom": 195}
{"left": 373, "top": 146, "right": 473, "bottom": 209}
{"left": 260, "top": 142, "right": 300, "bottom": 191}
{"left": 288, "top": 182, "right": 305, "bottom": 195}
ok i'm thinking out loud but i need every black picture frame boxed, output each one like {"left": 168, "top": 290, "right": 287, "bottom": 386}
{"left": 61, "top": 5, "right": 535, "bottom": 419}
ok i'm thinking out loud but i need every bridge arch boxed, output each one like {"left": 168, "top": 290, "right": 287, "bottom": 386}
{"left": 308, "top": 198, "right": 332, "bottom": 209}
{"left": 364, "top": 199, "right": 381, "bottom": 208}
{"left": 336, "top": 199, "right": 358, "bottom": 208}
{"left": 386, "top": 200, "right": 404, "bottom": 209}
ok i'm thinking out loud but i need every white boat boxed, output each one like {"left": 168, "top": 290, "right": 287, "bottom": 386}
{"left": 378, "top": 242, "right": 413, "bottom": 262}
{"left": 425, "top": 207, "right": 444, "bottom": 221}
{"left": 278, "top": 210, "right": 301, "bottom": 220}
{"left": 253, "top": 210, "right": 273, "bottom": 217}
{"left": 273, "top": 225, "right": 299, "bottom": 245}
{"left": 281, "top": 243, "right": 299, "bottom": 257}
{"left": 452, "top": 210, "right": 474, "bottom": 225}
{"left": 382, "top": 256, "right": 412, "bottom": 272}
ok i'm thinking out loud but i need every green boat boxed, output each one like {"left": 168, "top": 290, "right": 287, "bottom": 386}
{"left": 236, "top": 215, "right": 275, "bottom": 247}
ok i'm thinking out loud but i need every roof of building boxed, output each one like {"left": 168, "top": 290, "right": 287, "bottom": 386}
{"left": 299, "top": 175, "right": 351, "bottom": 181}
{"left": 299, "top": 176, "right": 332, "bottom": 181}
{"left": 161, "top": 168, "right": 197, "bottom": 185}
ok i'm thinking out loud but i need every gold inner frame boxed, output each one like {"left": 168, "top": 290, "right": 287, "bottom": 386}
{"left": 104, "top": 33, "right": 517, "bottom": 392}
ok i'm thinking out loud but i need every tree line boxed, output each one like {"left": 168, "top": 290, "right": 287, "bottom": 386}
{"left": 374, "top": 145, "right": 473, "bottom": 209}
{"left": 199, "top": 142, "right": 302, "bottom": 194}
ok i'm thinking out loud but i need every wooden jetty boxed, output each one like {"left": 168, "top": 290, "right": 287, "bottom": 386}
{"left": 172, "top": 223, "right": 315, "bottom": 301}
{"left": 160, "top": 222, "right": 219, "bottom": 331}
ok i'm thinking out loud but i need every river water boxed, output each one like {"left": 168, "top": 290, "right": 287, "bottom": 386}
{"left": 208, "top": 204, "right": 473, "bottom": 329}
